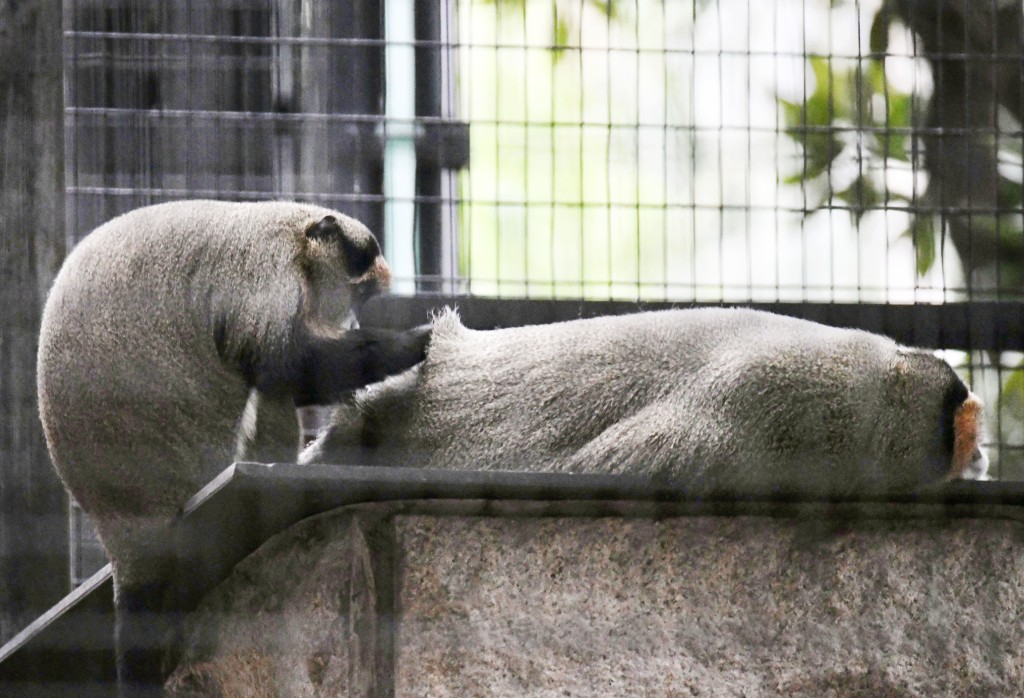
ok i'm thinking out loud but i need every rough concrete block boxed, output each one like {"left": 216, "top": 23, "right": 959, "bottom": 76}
{"left": 167, "top": 503, "right": 1024, "bottom": 696}
{"left": 166, "top": 510, "right": 380, "bottom": 697}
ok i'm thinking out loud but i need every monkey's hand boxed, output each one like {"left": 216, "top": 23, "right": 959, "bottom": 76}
{"left": 291, "top": 325, "right": 431, "bottom": 406}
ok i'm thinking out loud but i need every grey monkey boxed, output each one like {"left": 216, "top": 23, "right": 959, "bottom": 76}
{"left": 302, "top": 307, "right": 988, "bottom": 494}
{"left": 37, "top": 200, "right": 429, "bottom": 692}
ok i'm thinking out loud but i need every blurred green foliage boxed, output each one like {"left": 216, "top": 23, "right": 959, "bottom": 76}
{"left": 781, "top": 3, "right": 1024, "bottom": 286}
{"left": 777, "top": 54, "right": 931, "bottom": 265}
{"left": 779, "top": 1, "right": 1024, "bottom": 477}
{"left": 483, "top": 0, "right": 624, "bottom": 59}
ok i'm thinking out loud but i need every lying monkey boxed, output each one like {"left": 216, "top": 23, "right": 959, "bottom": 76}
{"left": 302, "top": 307, "right": 989, "bottom": 495}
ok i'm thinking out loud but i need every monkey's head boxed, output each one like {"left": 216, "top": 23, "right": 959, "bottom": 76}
{"left": 946, "top": 393, "right": 989, "bottom": 482}
{"left": 298, "top": 214, "right": 392, "bottom": 334}
{"left": 888, "top": 350, "right": 989, "bottom": 488}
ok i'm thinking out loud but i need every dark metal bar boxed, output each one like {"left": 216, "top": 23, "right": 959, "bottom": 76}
{"left": 414, "top": 0, "right": 443, "bottom": 294}
{"left": 361, "top": 296, "right": 1024, "bottom": 352}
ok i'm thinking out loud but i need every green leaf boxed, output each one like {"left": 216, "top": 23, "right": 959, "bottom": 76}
{"left": 591, "top": 0, "right": 617, "bottom": 18}
{"left": 906, "top": 215, "right": 938, "bottom": 276}
{"left": 866, "top": 59, "right": 887, "bottom": 94}
{"left": 888, "top": 90, "right": 912, "bottom": 128}
{"left": 875, "top": 133, "right": 908, "bottom": 162}
{"left": 1002, "top": 362, "right": 1024, "bottom": 410}
{"left": 806, "top": 134, "right": 844, "bottom": 178}
{"left": 835, "top": 175, "right": 884, "bottom": 224}
{"left": 779, "top": 94, "right": 845, "bottom": 185}
{"left": 806, "top": 57, "right": 837, "bottom": 124}
{"left": 997, "top": 175, "right": 1024, "bottom": 211}
{"left": 552, "top": 15, "right": 571, "bottom": 56}
{"left": 869, "top": 75, "right": 912, "bottom": 161}
{"left": 778, "top": 99, "right": 805, "bottom": 130}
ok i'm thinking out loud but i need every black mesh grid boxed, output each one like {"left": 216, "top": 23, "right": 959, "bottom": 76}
{"left": 62, "top": 0, "right": 1024, "bottom": 499}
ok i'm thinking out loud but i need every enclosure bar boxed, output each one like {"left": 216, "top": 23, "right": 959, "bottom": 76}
{"left": 66, "top": 107, "right": 1018, "bottom": 138}
{"left": 65, "top": 185, "right": 1019, "bottom": 218}
{"left": 63, "top": 31, "right": 1018, "bottom": 62}
{"left": 361, "top": 297, "right": 1024, "bottom": 353}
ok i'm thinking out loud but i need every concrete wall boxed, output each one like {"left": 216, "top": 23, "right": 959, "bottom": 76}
{"left": 166, "top": 500, "right": 1024, "bottom": 696}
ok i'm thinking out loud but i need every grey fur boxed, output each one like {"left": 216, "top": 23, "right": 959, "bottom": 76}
{"left": 303, "top": 307, "right": 989, "bottom": 495}
{"left": 37, "top": 200, "right": 385, "bottom": 591}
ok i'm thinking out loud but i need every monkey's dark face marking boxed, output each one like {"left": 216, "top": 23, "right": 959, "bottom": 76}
{"left": 339, "top": 231, "right": 381, "bottom": 280}
{"left": 300, "top": 214, "right": 390, "bottom": 324}
{"left": 349, "top": 261, "right": 389, "bottom": 317}
{"left": 938, "top": 378, "right": 969, "bottom": 463}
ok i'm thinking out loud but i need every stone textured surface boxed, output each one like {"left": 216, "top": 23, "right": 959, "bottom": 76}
{"left": 166, "top": 510, "right": 379, "bottom": 697}
{"left": 394, "top": 515, "right": 1024, "bottom": 697}
{"left": 168, "top": 504, "right": 1024, "bottom": 697}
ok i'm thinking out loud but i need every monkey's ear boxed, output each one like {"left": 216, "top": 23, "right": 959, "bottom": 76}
{"left": 306, "top": 214, "right": 382, "bottom": 279}
{"left": 306, "top": 215, "right": 342, "bottom": 241}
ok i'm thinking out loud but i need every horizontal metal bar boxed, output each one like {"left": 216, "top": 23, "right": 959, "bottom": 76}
{"left": 360, "top": 276, "right": 981, "bottom": 299}
{"left": 64, "top": 106, "right": 1024, "bottom": 138}
{"left": 361, "top": 297, "right": 1024, "bottom": 352}
{"left": 65, "top": 30, "right": 405, "bottom": 48}
{"left": 62, "top": 185, "right": 1024, "bottom": 218}
{"left": 66, "top": 107, "right": 387, "bottom": 123}
{"left": 63, "top": 31, "right": 1024, "bottom": 62}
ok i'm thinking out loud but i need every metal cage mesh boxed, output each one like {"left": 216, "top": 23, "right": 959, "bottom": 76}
{"left": 62, "top": 0, "right": 1024, "bottom": 579}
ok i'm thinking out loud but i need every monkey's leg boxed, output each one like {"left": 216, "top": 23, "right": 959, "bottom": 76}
{"left": 103, "top": 520, "right": 183, "bottom": 696}
{"left": 564, "top": 399, "right": 723, "bottom": 484}
{"left": 114, "top": 578, "right": 174, "bottom": 697}
{"left": 235, "top": 389, "right": 303, "bottom": 462}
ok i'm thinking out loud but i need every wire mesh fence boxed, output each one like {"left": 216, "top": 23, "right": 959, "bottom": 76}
{"left": 454, "top": 0, "right": 1024, "bottom": 304}
{"left": 62, "top": 0, "right": 1024, "bottom": 578}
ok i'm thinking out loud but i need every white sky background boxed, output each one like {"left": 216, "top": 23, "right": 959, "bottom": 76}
{"left": 456, "top": 0, "right": 966, "bottom": 302}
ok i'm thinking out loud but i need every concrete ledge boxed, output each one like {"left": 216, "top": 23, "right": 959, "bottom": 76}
{"left": 5, "top": 464, "right": 1024, "bottom": 695}
{"left": 168, "top": 496, "right": 1024, "bottom": 696}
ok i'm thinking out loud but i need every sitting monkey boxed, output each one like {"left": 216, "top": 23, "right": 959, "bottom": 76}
{"left": 37, "top": 200, "right": 429, "bottom": 693}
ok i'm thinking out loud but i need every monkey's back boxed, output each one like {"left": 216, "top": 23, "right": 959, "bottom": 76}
{"left": 37, "top": 201, "right": 333, "bottom": 584}
{"left": 313, "top": 307, "right": 964, "bottom": 495}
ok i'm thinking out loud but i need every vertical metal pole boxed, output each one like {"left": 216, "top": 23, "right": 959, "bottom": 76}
{"left": 416, "top": 0, "right": 461, "bottom": 294}
{"left": 415, "top": 0, "right": 442, "bottom": 294}
{"left": 384, "top": 0, "right": 418, "bottom": 295}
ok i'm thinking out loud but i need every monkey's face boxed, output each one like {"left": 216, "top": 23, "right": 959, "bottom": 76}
{"left": 941, "top": 392, "right": 989, "bottom": 482}
{"left": 346, "top": 255, "right": 392, "bottom": 321}
{"left": 873, "top": 351, "right": 990, "bottom": 491}
{"left": 301, "top": 214, "right": 392, "bottom": 334}
{"left": 960, "top": 445, "right": 990, "bottom": 481}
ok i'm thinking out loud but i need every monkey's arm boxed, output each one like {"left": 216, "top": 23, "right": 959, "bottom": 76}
{"left": 289, "top": 325, "right": 431, "bottom": 406}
